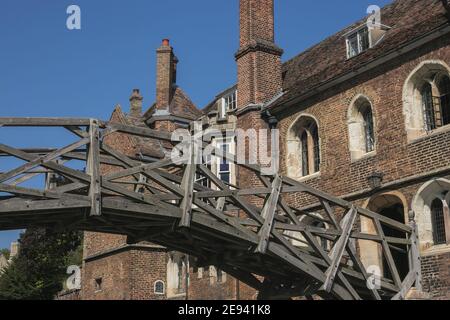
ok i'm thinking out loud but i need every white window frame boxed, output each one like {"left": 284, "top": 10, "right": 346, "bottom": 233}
{"left": 216, "top": 139, "right": 231, "bottom": 184}
{"left": 346, "top": 26, "right": 371, "bottom": 59}
{"left": 218, "top": 91, "right": 237, "bottom": 120}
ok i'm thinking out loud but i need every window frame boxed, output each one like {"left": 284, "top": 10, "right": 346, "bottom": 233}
{"left": 215, "top": 138, "right": 234, "bottom": 185}
{"left": 431, "top": 198, "right": 447, "bottom": 246}
{"left": 154, "top": 280, "right": 166, "bottom": 295}
{"left": 217, "top": 90, "right": 237, "bottom": 121}
{"left": 346, "top": 26, "right": 371, "bottom": 59}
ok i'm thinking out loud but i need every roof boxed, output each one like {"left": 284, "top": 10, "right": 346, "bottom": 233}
{"left": 111, "top": 106, "right": 168, "bottom": 160}
{"left": 271, "top": 0, "right": 449, "bottom": 110}
{"left": 144, "top": 87, "right": 202, "bottom": 121}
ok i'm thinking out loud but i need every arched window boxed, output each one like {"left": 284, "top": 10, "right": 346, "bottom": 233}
{"left": 298, "top": 120, "right": 320, "bottom": 177}
{"left": 286, "top": 115, "right": 321, "bottom": 179}
{"left": 348, "top": 96, "right": 376, "bottom": 160}
{"left": 431, "top": 198, "right": 446, "bottom": 245}
{"left": 403, "top": 61, "right": 450, "bottom": 140}
{"left": 154, "top": 280, "right": 165, "bottom": 295}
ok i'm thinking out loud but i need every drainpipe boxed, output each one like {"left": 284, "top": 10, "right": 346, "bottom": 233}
{"left": 261, "top": 109, "right": 279, "bottom": 129}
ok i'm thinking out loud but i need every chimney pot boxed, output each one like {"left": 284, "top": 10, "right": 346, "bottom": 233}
{"left": 162, "top": 39, "right": 170, "bottom": 46}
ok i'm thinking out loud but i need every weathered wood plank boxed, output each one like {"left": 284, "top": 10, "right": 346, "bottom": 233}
{"left": 323, "top": 207, "right": 357, "bottom": 293}
{"left": 255, "top": 175, "right": 282, "bottom": 254}
{"left": 87, "top": 120, "right": 101, "bottom": 216}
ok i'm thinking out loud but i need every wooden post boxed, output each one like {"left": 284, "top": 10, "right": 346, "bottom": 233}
{"left": 87, "top": 119, "right": 101, "bottom": 216}
{"left": 255, "top": 175, "right": 282, "bottom": 254}
{"left": 322, "top": 207, "right": 357, "bottom": 292}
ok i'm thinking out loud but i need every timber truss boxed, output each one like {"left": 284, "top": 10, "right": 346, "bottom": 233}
{"left": 0, "top": 118, "right": 421, "bottom": 300}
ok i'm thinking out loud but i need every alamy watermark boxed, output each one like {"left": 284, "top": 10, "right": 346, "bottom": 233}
{"left": 170, "top": 122, "right": 280, "bottom": 176}
{"left": 66, "top": 5, "right": 81, "bottom": 30}
{"left": 66, "top": 265, "right": 81, "bottom": 290}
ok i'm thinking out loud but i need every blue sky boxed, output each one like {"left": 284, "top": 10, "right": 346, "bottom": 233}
{"left": 0, "top": 0, "right": 393, "bottom": 249}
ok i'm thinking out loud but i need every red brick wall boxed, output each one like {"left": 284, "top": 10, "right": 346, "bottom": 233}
{"left": 278, "top": 36, "right": 450, "bottom": 206}
{"left": 82, "top": 250, "right": 131, "bottom": 300}
{"left": 276, "top": 35, "right": 450, "bottom": 299}
{"left": 129, "top": 248, "right": 168, "bottom": 300}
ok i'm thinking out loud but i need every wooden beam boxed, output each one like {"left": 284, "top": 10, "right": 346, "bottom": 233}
{"left": 179, "top": 141, "right": 198, "bottom": 228}
{"left": 87, "top": 120, "right": 101, "bottom": 216}
{"left": 255, "top": 175, "right": 282, "bottom": 254}
{"left": 323, "top": 207, "right": 357, "bottom": 293}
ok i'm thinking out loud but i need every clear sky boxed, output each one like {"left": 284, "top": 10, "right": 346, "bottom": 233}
{"left": 0, "top": 0, "right": 393, "bottom": 249}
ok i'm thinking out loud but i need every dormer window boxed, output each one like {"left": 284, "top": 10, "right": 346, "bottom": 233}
{"left": 218, "top": 90, "right": 237, "bottom": 120}
{"left": 346, "top": 26, "right": 370, "bottom": 58}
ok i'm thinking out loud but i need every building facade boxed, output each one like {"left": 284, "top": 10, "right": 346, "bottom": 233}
{"left": 81, "top": 0, "right": 450, "bottom": 300}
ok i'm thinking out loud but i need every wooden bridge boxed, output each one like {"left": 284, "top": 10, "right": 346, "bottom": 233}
{"left": 0, "top": 118, "right": 421, "bottom": 300}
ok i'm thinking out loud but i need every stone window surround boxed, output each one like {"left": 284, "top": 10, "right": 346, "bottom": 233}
{"left": 286, "top": 114, "right": 321, "bottom": 181}
{"left": 347, "top": 94, "right": 377, "bottom": 162}
{"left": 412, "top": 178, "right": 450, "bottom": 255}
{"left": 403, "top": 60, "right": 450, "bottom": 142}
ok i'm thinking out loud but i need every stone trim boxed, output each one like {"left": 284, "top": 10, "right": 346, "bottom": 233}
{"left": 234, "top": 40, "right": 284, "bottom": 60}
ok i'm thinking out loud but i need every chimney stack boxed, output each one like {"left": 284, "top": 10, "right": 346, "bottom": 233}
{"left": 156, "top": 39, "right": 178, "bottom": 110}
{"left": 129, "top": 89, "right": 143, "bottom": 117}
{"left": 236, "top": 0, "right": 283, "bottom": 109}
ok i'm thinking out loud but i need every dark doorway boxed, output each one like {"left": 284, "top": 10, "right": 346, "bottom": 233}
{"left": 379, "top": 204, "right": 409, "bottom": 281}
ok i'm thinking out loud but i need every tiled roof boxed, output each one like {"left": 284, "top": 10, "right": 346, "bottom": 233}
{"left": 144, "top": 87, "right": 202, "bottom": 121}
{"left": 272, "top": 0, "right": 449, "bottom": 109}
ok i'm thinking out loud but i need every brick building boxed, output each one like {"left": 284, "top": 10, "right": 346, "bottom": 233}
{"left": 80, "top": 0, "right": 450, "bottom": 300}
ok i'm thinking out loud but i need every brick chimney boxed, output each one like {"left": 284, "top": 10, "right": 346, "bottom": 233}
{"left": 129, "top": 89, "right": 143, "bottom": 117}
{"left": 235, "top": 0, "right": 283, "bottom": 211}
{"left": 156, "top": 39, "right": 178, "bottom": 111}
{"left": 236, "top": 0, "right": 283, "bottom": 109}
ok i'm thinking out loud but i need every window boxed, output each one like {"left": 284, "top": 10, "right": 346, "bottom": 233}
{"left": 422, "top": 83, "right": 436, "bottom": 131}
{"left": 348, "top": 96, "right": 376, "bottom": 160}
{"left": 438, "top": 75, "right": 450, "bottom": 126}
{"left": 225, "top": 91, "right": 237, "bottom": 112}
{"left": 94, "top": 278, "right": 102, "bottom": 291}
{"left": 431, "top": 199, "right": 446, "bottom": 245}
{"left": 311, "top": 125, "right": 320, "bottom": 172}
{"left": 298, "top": 120, "right": 320, "bottom": 177}
{"left": 300, "top": 131, "right": 309, "bottom": 177}
{"left": 362, "top": 105, "right": 375, "bottom": 153}
{"left": 346, "top": 27, "right": 370, "bottom": 58}
{"left": 218, "top": 91, "right": 237, "bottom": 120}
{"left": 403, "top": 62, "right": 450, "bottom": 140}
{"left": 217, "top": 140, "right": 231, "bottom": 184}
{"left": 195, "top": 154, "right": 212, "bottom": 188}
{"left": 421, "top": 75, "right": 450, "bottom": 132}
{"left": 286, "top": 115, "right": 321, "bottom": 179}
{"left": 154, "top": 280, "right": 165, "bottom": 295}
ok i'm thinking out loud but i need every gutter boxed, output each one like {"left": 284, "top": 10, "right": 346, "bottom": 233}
{"left": 264, "top": 22, "right": 450, "bottom": 115}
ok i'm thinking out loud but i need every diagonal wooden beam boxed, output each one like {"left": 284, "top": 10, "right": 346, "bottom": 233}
{"left": 255, "top": 175, "right": 282, "bottom": 254}
{"left": 0, "top": 137, "right": 89, "bottom": 184}
{"left": 179, "top": 141, "right": 198, "bottom": 228}
{"left": 322, "top": 207, "right": 357, "bottom": 293}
